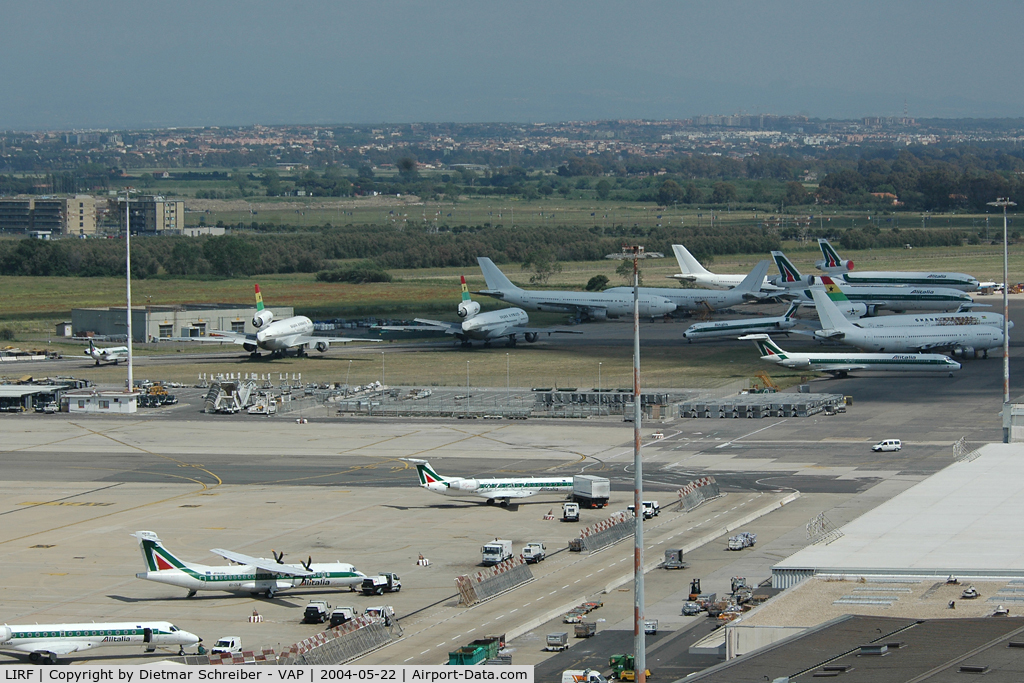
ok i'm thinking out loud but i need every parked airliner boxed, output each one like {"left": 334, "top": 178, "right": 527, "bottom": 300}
{"left": 1, "top": 620, "right": 199, "bottom": 663}
{"left": 404, "top": 458, "right": 573, "bottom": 506}
{"left": 682, "top": 302, "right": 801, "bottom": 341}
{"left": 605, "top": 260, "right": 772, "bottom": 312}
{"left": 669, "top": 244, "right": 782, "bottom": 292}
{"left": 816, "top": 239, "right": 979, "bottom": 291}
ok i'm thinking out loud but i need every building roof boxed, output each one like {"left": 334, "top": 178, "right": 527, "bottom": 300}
{"left": 0, "top": 385, "right": 67, "bottom": 397}
{"left": 686, "top": 615, "right": 1024, "bottom": 683}
{"left": 773, "top": 444, "right": 1024, "bottom": 580}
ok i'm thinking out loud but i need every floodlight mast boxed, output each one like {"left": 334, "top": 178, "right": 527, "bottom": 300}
{"left": 123, "top": 188, "right": 135, "bottom": 394}
{"left": 622, "top": 243, "right": 646, "bottom": 683}
{"left": 988, "top": 197, "right": 1015, "bottom": 441}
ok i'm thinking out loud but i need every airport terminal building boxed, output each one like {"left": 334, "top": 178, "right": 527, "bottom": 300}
{"left": 72, "top": 304, "right": 293, "bottom": 343}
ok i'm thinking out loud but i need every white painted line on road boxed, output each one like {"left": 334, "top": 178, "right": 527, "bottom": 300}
{"left": 574, "top": 579, "right": 581, "bottom": 584}
{"left": 467, "top": 628, "right": 476, "bottom": 634}
{"left": 586, "top": 573, "right": 593, "bottom": 578}
{"left": 550, "top": 590, "right": 558, "bottom": 595}
{"left": 597, "top": 568, "right": 605, "bottom": 573}
{"left": 495, "top": 614, "right": 505, "bottom": 620}
{"left": 420, "top": 650, "right": 430, "bottom": 655}
{"left": 563, "top": 585, "right": 571, "bottom": 589}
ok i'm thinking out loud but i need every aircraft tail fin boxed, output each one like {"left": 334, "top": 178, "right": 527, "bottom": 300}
{"left": 737, "top": 260, "right": 770, "bottom": 292}
{"left": 771, "top": 251, "right": 804, "bottom": 283}
{"left": 254, "top": 284, "right": 265, "bottom": 312}
{"left": 783, "top": 301, "right": 801, "bottom": 319}
{"left": 133, "top": 530, "right": 188, "bottom": 572}
{"left": 477, "top": 257, "right": 520, "bottom": 291}
{"left": 819, "top": 276, "right": 851, "bottom": 302}
{"left": 818, "top": 239, "right": 843, "bottom": 267}
{"left": 810, "top": 288, "right": 854, "bottom": 331}
{"left": 672, "top": 245, "right": 712, "bottom": 275}
{"left": 460, "top": 275, "right": 471, "bottom": 303}
{"left": 738, "top": 333, "right": 789, "bottom": 360}
{"left": 403, "top": 459, "right": 451, "bottom": 485}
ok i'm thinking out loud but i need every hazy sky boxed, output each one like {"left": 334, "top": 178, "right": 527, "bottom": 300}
{"left": 2, "top": 1, "right": 1021, "bottom": 130}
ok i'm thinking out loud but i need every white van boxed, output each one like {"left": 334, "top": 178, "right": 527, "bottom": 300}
{"left": 872, "top": 439, "right": 902, "bottom": 452}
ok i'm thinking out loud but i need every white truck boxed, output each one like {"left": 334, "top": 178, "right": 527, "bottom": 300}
{"left": 363, "top": 605, "right": 395, "bottom": 626}
{"left": 728, "top": 531, "right": 757, "bottom": 550}
{"left": 523, "top": 542, "right": 546, "bottom": 563}
{"left": 210, "top": 636, "right": 242, "bottom": 655}
{"left": 562, "top": 502, "right": 580, "bottom": 522}
{"left": 302, "top": 600, "right": 331, "bottom": 623}
{"left": 481, "top": 539, "right": 514, "bottom": 565}
{"left": 562, "top": 670, "right": 607, "bottom": 683}
{"left": 571, "top": 475, "right": 610, "bottom": 508}
{"left": 628, "top": 500, "right": 661, "bottom": 519}
{"left": 361, "top": 572, "right": 401, "bottom": 595}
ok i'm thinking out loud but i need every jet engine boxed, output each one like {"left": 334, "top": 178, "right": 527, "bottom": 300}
{"left": 243, "top": 343, "right": 257, "bottom": 353}
{"left": 816, "top": 259, "right": 854, "bottom": 272}
{"left": 458, "top": 300, "right": 481, "bottom": 319}
{"left": 769, "top": 274, "right": 815, "bottom": 287}
{"left": 315, "top": 341, "right": 329, "bottom": 353}
{"left": 0, "top": 625, "right": 10, "bottom": 642}
{"left": 953, "top": 346, "right": 975, "bottom": 358}
{"left": 524, "top": 332, "right": 539, "bottom": 343}
{"left": 586, "top": 308, "right": 608, "bottom": 321}
{"left": 253, "top": 309, "right": 274, "bottom": 328}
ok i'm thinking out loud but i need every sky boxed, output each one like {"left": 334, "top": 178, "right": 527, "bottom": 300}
{"left": 2, "top": 1, "right": 1022, "bottom": 130}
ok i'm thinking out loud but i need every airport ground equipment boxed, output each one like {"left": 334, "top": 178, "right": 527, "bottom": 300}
{"left": 329, "top": 607, "right": 356, "bottom": 627}
{"left": 562, "top": 670, "right": 608, "bottom": 683}
{"left": 679, "top": 392, "right": 845, "bottom": 418}
{"left": 689, "top": 578, "right": 702, "bottom": 601}
{"left": 360, "top": 572, "right": 401, "bottom": 596}
{"left": 731, "top": 577, "right": 749, "bottom": 593}
{"left": 481, "top": 539, "right": 514, "bottom": 565}
{"left": 728, "top": 532, "right": 757, "bottom": 550}
{"left": 303, "top": 600, "right": 331, "bottom": 624}
{"left": 523, "top": 542, "right": 546, "bottom": 563}
{"left": 455, "top": 556, "right": 534, "bottom": 606}
{"left": 203, "top": 380, "right": 257, "bottom": 414}
{"left": 563, "top": 502, "right": 581, "bottom": 521}
{"left": 682, "top": 601, "right": 702, "bottom": 616}
{"left": 572, "top": 475, "right": 611, "bottom": 508}
{"left": 211, "top": 636, "right": 243, "bottom": 654}
{"left": 574, "top": 622, "right": 597, "bottom": 638}
{"left": 609, "top": 655, "right": 651, "bottom": 681}
{"left": 545, "top": 632, "right": 569, "bottom": 652}
{"left": 447, "top": 634, "right": 504, "bottom": 665}
{"left": 663, "top": 549, "right": 689, "bottom": 569}
{"left": 644, "top": 619, "right": 658, "bottom": 635}
{"left": 628, "top": 500, "right": 660, "bottom": 519}
{"left": 676, "top": 476, "right": 722, "bottom": 512}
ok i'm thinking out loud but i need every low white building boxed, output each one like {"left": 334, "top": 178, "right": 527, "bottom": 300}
{"left": 64, "top": 389, "right": 138, "bottom": 414}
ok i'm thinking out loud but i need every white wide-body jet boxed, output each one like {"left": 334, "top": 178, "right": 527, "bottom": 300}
{"left": 606, "top": 260, "right": 772, "bottom": 312}
{"left": 810, "top": 287, "right": 1003, "bottom": 356}
{"left": 772, "top": 251, "right": 974, "bottom": 313}
{"left": 0, "top": 620, "right": 199, "bottom": 664}
{"left": 186, "top": 284, "right": 379, "bottom": 357}
{"left": 739, "top": 333, "right": 961, "bottom": 377}
{"left": 133, "top": 531, "right": 365, "bottom": 598}
{"left": 669, "top": 244, "right": 782, "bottom": 292}
{"left": 816, "top": 239, "right": 980, "bottom": 291}
{"left": 404, "top": 458, "right": 574, "bottom": 506}
{"left": 477, "top": 257, "right": 676, "bottom": 320}
{"left": 682, "top": 302, "right": 801, "bottom": 342}
{"left": 84, "top": 339, "right": 129, "bottom": 365}
{"left": 379, "top": 276, "right": 580, "bottom": 347}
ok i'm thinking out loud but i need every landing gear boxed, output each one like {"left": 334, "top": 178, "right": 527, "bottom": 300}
{"left": 186, "top": 589, "right": 197, "bottom": 598}
{"left": 506, "top": 335, "right": 517, "bottom": 348}
{"left": 179, "top": 648, "right": 186, "bottom": 656}
{"left": 461, "top": 340, "right": 472, "bottom": 348}
{"left": 29, "top": 653, "right": 40, "bottom": 663}
{"left": 499, "top": 499, "right": 509, "bottom": 507}
{"left": 265, "top": 588, "right": 277, "bottom": 598}
{"left": 485, "top": 499, "right": 496, "bottom": 506}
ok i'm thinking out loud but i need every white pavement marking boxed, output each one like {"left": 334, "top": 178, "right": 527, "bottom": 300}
{"left": 404, "top": 658, "right": 414, "bottom": 663}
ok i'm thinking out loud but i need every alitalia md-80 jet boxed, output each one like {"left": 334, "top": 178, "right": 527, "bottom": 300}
{"left": 186, "top": 284, "right": 380, "bottom": 358}
{"left": 1, "top": 620, "right": 199, "bottom": 663}
{"left": 404, "top": 458, "right": 574, "bottom": 506}
{"left": 739, "top": 333, "right": 961, "bottom": 377}
{"left": 133, "top": 531, "right": 365, "bottom": 598}
{"left": 816, "top": 238, "right": 980, "bottom": 291}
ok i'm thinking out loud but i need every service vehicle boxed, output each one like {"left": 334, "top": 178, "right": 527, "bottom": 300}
{"left": 562, "top": 501, "right": 581, "bottom": 522}
{"left": 562, "top": 670, "right": 607, "bottom": 683}
{"left": 363, "top": 606, "right": 395, "bottom": 625}
{"left": 872, "top": 439, "right": 902, "bottom": 452}
{"left": 574, "top": 622, "right": 597, "bottom": 638}
{"left": 728, "top": 531, "right": 757, "bottom": 550}
{"left": 523, "top": 542, "right": 546, "bottom": 563}
{"left": 448, "top": 635, "right": 503, "bottom": 665}
{"left": 302, "top": 600, "right": 331, "bottom": 624}
{"left": 663, "top": 549, "right": 688, "bottom": 569}
{"left": 609, "top": 655, "right": 652, "bottom": 682}
{"left": 329, "top": 606, "right": 357, "bottom": 627}
{"left": 571, "top": 475, "right": 610, "bottom": 508}
{"left": 628, "top": 500, "right": 660, "bottom": 519}
{"left": 682, "top": 601, "right": 703, "bottom": 616}
{"left": 643, "top": 619, "right": 658, "bottom": 635}
{"left": 361, "top": 572, "right": 401, "bottom": 595}
{"left": 210, "top": 636, "right": 242, "bottom": 654}
{"left": 545, "top": 632, "right": 569, "bottom": 652}
{"left": 481, "top": 539, "right": 514, "bottom": 565}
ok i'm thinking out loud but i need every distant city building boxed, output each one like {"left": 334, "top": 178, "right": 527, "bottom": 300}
{"left": 123, "top": 195, "right": 185, "bottom": 233}
{"left": 182, "top": 226, "right": 226, "bottom": 237}
{"left": 0, "top": 195, "right": 96, "bottom": 236}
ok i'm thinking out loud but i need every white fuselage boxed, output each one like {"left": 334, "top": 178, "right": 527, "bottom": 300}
{"left": 483, "top": 288, "right": 675, "bottom": 318}
{"left": 796, "top": 285, "right": 973, "bottom": 312}
{"left": 855, "top": 311, "right": 1008, "bottom": 330}
{"left": 255, "top": 316, "right": 315, "bottom": 351}
{"left": 820, "top": 323, "right": 1004, "bottom": 353}
{"left": 85, "top": 346, "right": 128, "bottom": 364}
{"left": 137, "top": 560, "right": 364, "bottom": 595}
{"left": 839, "top": 271, "right": 979, "bottom": 292}
{"left": 0, "top": 621, "right": 198, "bottom": 659}
{"left": 423, "top": 476, "right": 574, "bottom": 500}
{"left": 606, "top": 285, "right": 758, "bottom": 312}
{"left": 761, "top": 350, "right": 961, "bottom": 373}
{"left": 684, "top": 316, "right": 797, "bottom": 340}
{"left": 671, "top": 272, "right": 778, "bottom": 291}
{"left": 461, "top": 308, "right": 529, "bottom": 340}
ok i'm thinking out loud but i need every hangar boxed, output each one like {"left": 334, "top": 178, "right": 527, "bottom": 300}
{"left": 72, "top": 304, "right": 294, "bottom": 343}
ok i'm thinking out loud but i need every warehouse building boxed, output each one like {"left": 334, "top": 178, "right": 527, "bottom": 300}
{"left": 72, "top": 304, "right": 293, "bottom": 343}
{"left": 121, "top": 195, "right": 185, "bottom": 233}
{"left": 0, "top": 195, "right": 96, "bottom": 235}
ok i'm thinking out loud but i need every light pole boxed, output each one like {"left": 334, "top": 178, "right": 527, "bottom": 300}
{"left": 988, "top": 198, "right": 1016, "bottom": 441}
{"left": 506, "top": 353, "right": 510, "bottom": 414}
{"left": 466, "top": 361, "right": 470, "bottom": 418}
{"left": 598, "top": 362, "right": 603, "bottom": 416}
{"left": 381, "top": 352, "right": 385, "bottom": 416}
{"left": 346, "top": 360, "right": 352, "bottom": 396}
{"left": 122, "top": 189, "right": 135, "bottom": 395}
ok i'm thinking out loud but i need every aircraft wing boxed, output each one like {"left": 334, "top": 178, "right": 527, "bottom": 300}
{"left": 479, "top": 489, "right": 538, "bottom": 500}
{"left": 291, "top": 334, "right": 381, "bottom": 345}
{"left": 9, "top": 641, "right": 81, "bottom": 655}
{"left": 179, "top": 330, "right": 254, "bottom": 345}
{"left": 210, "top": 548, "right": 313, "bottom": 576}
{"left": 506, "top": 326, "right": 583, "bottom": 336}
{"left": 817, "top": 363, "right": 870, "bottom": 373}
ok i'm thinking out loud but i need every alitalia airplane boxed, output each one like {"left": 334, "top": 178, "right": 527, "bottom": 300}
{"left": 186, "top": 284, "right": 380, "bottom": 358}
{"left": 404, "top": 458, "right": 574, "bottom": 506}
{"left": 772, "top": 251, "right": 974, "bottom": 313}
{"left": 816, "top": 238, "right": 980, "bottom": 291}
{"left": 84, "top": 339, "right": 129, "bottom": 365}
{"left": 133, "top": 531, "right": 365, "bottom": 598}
{"left": 682, "top": 302, "right": 802, "bottom": 342}
{"left": 739, "top": 333, "right": 961, "bottom": 377}
{"left": 1, "top": 620, "right": 199, "bottom": 664}
{"left": 668, "top": 244, "right": 783, "bottom": 292}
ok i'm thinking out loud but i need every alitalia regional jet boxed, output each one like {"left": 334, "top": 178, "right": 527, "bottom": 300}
{"left": 133, "top": 531, "right": 365, "bottom": 598}
{"left": 1, "top": 620, "right": 199, "bottom": 663}
{"left": 405, "top": 459, "right": 573, "bottom": 506}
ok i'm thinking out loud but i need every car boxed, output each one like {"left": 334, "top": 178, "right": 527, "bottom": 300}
{"left": 872, "top": 439, "right": 902, "bottom": 452}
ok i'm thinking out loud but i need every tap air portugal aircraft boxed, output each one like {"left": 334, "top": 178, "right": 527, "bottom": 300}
{"left": 740, "top": 333, "right": 961, "bottom": 377}
{"left": 0, "top": 621, "right": 199, "bottom": 663}
{"left": 477, "top": 257, "right": 676, "bottom": 320}
{"left": 809, "top": 285, "right": 1003, "bottom": 356}
{"left": 816, "top": 239, "right": 979, "bottom": 291}
{"left": 84, "top": 339, "right": 129, "bottom": 365}
{"left": 405, "top": 458, "right": 574, "bottom": 506}
{"left": 605, "top": 260, "right": 773, "bottom": 312}
{"left": 682, "top": 302, "right": 801, "bottom": 341}
{"left": 669, "top": 244, "right": 783, "bottom": 292}
{"left": 772, "top": 251, "right": 974, "bottom": 313}
{"left": 187, "top": 284, "right": 380, "bottom": 357}
{"left": 379, "top": 276, "right": 581, "bottom": 347}
{"left": 133, "top": 531, "right": 365, "bottom": 598}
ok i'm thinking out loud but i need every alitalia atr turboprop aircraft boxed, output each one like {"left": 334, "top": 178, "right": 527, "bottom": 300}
{"left": 0, "top": 620, "right": 199, "bottom": 664}
{"left": 133, "top": 531, "right": 365, "bottom": 598}
{"left": 186, "top": 284, "right": 380, "bottom": 357}
{"left": 404, "top": 458, "right": 574, "bottom": 506}
{"left": 816, "top": 238, "right": 980, "bottom": 291}
{"left": 739, "top": 333, "right": 961, "bottom": 377}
